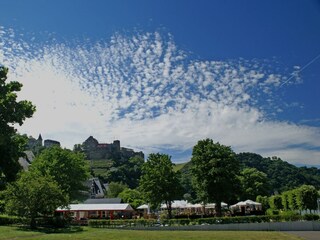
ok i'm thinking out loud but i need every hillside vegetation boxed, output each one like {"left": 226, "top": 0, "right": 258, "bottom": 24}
{"left": 178, "top": 152, "right": 320, "bottom": 195}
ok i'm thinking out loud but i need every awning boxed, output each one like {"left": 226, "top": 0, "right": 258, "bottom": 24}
{"left": 56, "top": 203, "right": 134, "bottom": 212}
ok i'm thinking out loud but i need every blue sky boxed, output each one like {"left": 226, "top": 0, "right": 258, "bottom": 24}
{"left": 1, "top": 0, "right": 320, "bottom": 166}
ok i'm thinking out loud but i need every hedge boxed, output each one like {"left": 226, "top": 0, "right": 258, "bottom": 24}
{"left": 88, "top": 214, "right": 319, "bottom": 228}
{"left": 0, "top": 215, "right": 27, "bottom": 225}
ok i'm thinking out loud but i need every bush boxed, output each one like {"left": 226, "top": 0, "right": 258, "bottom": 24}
{"left": 280, "top": 211, "right": 301, "bottom": 222}
{"left": 0, "top": 215, "right": 26, "bottom": 225}
{"left": 266, "top": 209, "right": 280, "bottom": 216}
{"left": 303, "top": 214, "right": 320, "bottom": 221}
{"left": 87, "top": 214, "right": 320, "bottom": 228}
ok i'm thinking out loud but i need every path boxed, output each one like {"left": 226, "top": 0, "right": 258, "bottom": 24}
{"left": 286, "top": 231, "right": 320, "bottom": 240}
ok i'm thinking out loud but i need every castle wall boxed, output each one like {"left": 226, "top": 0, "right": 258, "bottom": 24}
{"left": 82, "top": 136, "right": 144, "bottom": 160}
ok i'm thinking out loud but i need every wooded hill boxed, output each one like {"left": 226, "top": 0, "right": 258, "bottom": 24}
{"left": 179, "top": 152, "right": 320, "bottom": 196}
{"left": 236, "top": 152, "right": 320, "bottom": 193}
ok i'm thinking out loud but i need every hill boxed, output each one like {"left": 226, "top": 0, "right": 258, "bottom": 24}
{"left": 236, "top": 152, "right": 320, "bottom": 193}
{"left": 178, "top": 152, "right": 320, "bottom": 195}
{"left": 173, "top": 162, "right": 188, "bottom": 172}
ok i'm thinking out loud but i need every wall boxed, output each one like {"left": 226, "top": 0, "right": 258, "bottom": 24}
{"left": 132, "top": 221, "right": 320, "bottom": 231}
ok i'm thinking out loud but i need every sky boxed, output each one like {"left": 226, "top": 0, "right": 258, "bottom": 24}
{"left": 1, "top": 0, "right": 320, "bottom": 166}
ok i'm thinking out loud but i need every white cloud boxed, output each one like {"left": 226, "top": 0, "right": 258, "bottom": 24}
{"left": 1, "top": 27, "right": 319, "bottom": 165}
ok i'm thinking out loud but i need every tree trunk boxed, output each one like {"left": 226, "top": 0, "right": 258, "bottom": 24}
{"left": 166, "top": 201, "right": 173, "bottom": 219}
{"left": 30, "top": 216, "right": 37, "bottom": 229}
{"left": 215, "top": 202, "right": 222, "bottom": 217}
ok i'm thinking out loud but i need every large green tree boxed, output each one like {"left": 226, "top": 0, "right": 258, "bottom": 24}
{"left": 107, "top": 156, "right": 144, "bottom": 189}
{"left": 106, "top": 182, "right": 128, "bottom": 198}
{"left": 5, "top": 171, "right": 68, "bottom": 228}
{"left": 239, "top": 167, "right": 270, "bottom": 200}
{"left": 139, "top": 153, "right": 182, "bottom": 219}
{"left": 118, "top": 188, "right": 144, "bottom": 209}
{"left": 191, "top": 139, "right": 240, "bottom": 217}
{"left": 0, "top": 66, "right": 35, "bottom": 183}
{"left": 295, "top": 185, "right": 319, "bottom": 212}
{"left": 30, "top": 146, "right": 90, "bottom": 201}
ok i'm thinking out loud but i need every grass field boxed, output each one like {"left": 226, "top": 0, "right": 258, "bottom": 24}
{"left": 0, "top": 226, "right": 303, "bottom": 240}
{"left": 173, "top": 162, "right": 187, "bottom": 172}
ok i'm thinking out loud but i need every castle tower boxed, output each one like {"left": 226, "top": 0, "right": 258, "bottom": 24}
{"left": 37, "top": 134, "right": 43, "bottom": 146}
{"left": 113, "top": 140, "right": 120, "bottom": 152}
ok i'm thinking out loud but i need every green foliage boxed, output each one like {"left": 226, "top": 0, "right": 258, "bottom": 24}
{"left": 106, "top": 182, "right": 128, "bottom": 198}
{"left": 287, "top": 190, "right": 298, "bottom": 211}
{"left": 4, "top": 171, "right": 68, "bottom": 227}
{"left": 88, "top": 214, "right": 318, "bottom": 229}
{"left": 178, "top": 161, "right": 197, "bottom": 202}
{"left": 239, "top": 168, "right": 270, "bottom": 200}
{"left": 294, "top": 185, "right": 318, "bottom": 211}
{"left": 304, "top": 214, "right": 320, "bottom": 221}
{"left": 173, "top": 162, "right": 187, "bottom": 172}
{"left": 118, "top": 188, "right": 144, "bottom": 209}
{"left": 112, "top": 156, "right": 144, "bottom": 189}
{"left": 268, "top": 195, "right": 283, "bottom": 210}
{"left": 278, "top": 185, "right": 318, "bottom": 212}
{"left": 139, "top": 153, "right": 182, "bottom": 218}
{"left": 0, "top": 215, "right": 27, "bottom": 225}
{"left": 279, "top": 211, "right": 300, "bottom": 221}
{"left": 191, "top": 139, "right": 240, "bottom": 216}
{"left": 0, "top": 66, "right": 36, "bottom": 183}
{"left": 256, "top": 195, "right": 269, "bottom": 211}
{"left": 281, "top": 191, "right": 290, "bottom": 211}
{"left": 30, "top": 146, "right": 90, "bottom": 201}
{"left": 90, "top": 156, "right": 144, "bottom": 189}
{"left": 237, "top": 152, "right": 320, "bottom": 193}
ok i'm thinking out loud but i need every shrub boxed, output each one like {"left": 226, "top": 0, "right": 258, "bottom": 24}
{"left": 303, "top": 214, "right": 320, "bottom": 221}
{"left": 87, "top": 213, "right": 320, "bottom": 228}
{"left": 0, "top": 215, "right": 26, "bottom": 225}
{"left": 266, "top": 209, "right": 280, "bottom": 216}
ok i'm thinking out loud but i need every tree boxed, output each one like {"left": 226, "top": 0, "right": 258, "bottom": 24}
{"left": 0, "top": 66, "right": 36, "bottom": 183}
{"left": 118, "top": 188, "right": 144, "bottom": 209}
{"left": 178, "top": 161, "right": 197, "bottom": 203}
{"left": 106, "top": 182, "right": 128, "bottom": 198}
{"left": 237, "top": 152, "right": 320, "bottom": 193}
{"left": 191, "top": 139, "right": 240, "bottom": 217}
{"left": 108, "top": 156, "right": 144, "bottom": 189}
{"left": 281, "top": 191, "right": 290, "bottom": 211}
{"left": 295, "top": 185, "right": 319, "bottom": 212}
{"left": 256, "top": 195, "right": 269, "bottom": 212}
{"left": 268, "top": 195, "right": 283, "bottom": 210}
{"left": 287, "top": 189, "right": 298, "bottom": 211}
{"left": 4, "top": 171, "right": 68, "bottom": 228}
{"left": 239, "top": 167, "right": 270, "bottom": 200}
{"left": 139, "top": 153, "right": 182, "bottom": 219}
{"left": 126, "top": 156, "right": 144, "bottom": 188}
{"left": 30, "top": 146, "right": 90, "bottom": 201}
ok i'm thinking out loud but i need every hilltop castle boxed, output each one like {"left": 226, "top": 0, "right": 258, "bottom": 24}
{"left": 27, "top": 134, "right": 60, "bottom": 152}
{"left": 82, "top": 136, "right": 144, "bottom": 160}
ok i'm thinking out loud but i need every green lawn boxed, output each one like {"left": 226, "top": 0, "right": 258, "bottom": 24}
{"left": 0, "top": 226, "right": 303, "bottom": 240}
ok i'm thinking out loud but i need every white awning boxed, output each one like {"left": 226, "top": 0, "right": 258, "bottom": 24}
{"left": 56, "top": 203, "right": 133, "bottom": 211}
{"left": 137, "top": 204, "right": 149, "bottom": 210}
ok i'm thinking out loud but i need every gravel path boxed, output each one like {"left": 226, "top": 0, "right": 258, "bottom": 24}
{"left": 286, "top": 231, "right": 320, "bottom": 240}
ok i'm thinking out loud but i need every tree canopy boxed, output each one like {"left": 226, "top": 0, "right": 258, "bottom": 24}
{"left": 237, "top": 152, "right": 320, "bottom": 192}
{"left": 4, "top": 171, "right": 67, "bottom": 228}
{"left": 30, "top": 146, "right": 90, "bottom": 201}
{"left": 0, "top": 66, "right": 36, "bottom": 183}
{"left": 118, "top": 188, "right": 144, "bottom": 209}
{"left": 106, "top": 182, "right": 128, "bottom": 198}
{"left": 191, "top": 139, "right": 240, "bottom": 216}
{"left": 239, "top": 167, "right": 270, "bottom": 200}
{"left": 139, "top": 153, "right": 182, "bottom": 218}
